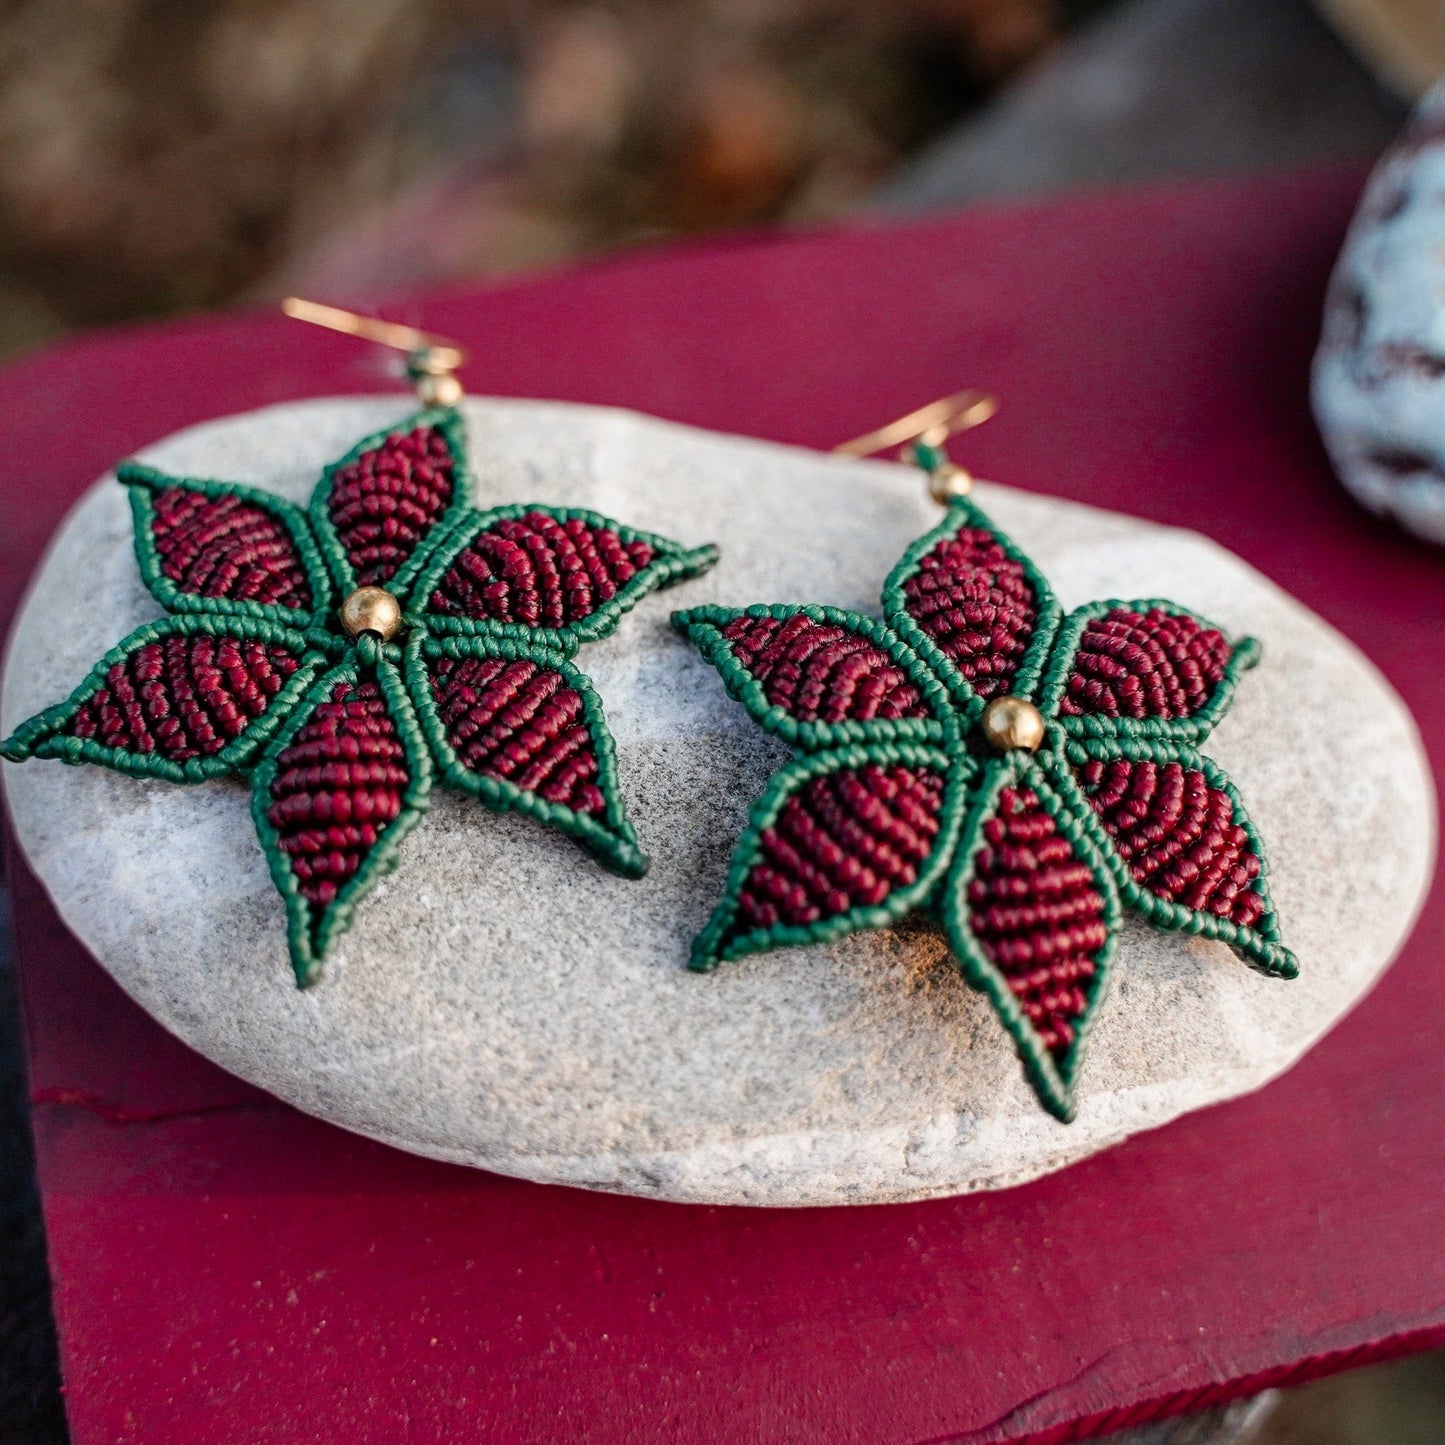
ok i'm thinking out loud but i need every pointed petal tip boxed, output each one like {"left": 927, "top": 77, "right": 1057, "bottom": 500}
{"left": 1042, "top": 1087, "right": 1078, "bottom": 1124}
{"left": 1270, "top": 946, "right": 1300, "bottom": 980}
{"left": 292, "top": 955, "right": 323, "bottom": 989}
{"left": 604, "top": 838, "right": 650, "bottom": 880}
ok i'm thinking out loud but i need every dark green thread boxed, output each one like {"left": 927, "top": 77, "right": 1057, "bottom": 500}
{"left": 670, "top": 602, "right": 957, "bottom": 754}
{"left": 1055, "top": 734, "right": 1298, "bottom": 978}
{"left": 1035, "top": 596, "right": 1262, "bottom": 745}
{"left": 5, "top": 407, "right": 718, "bottom": 986}
{"left": 249, "top": 656, "right": 434, "bottom": 988}
{"left": 679, "top": 484, "right": 1296, "bottom": 1120}
{"left": 306, "top": 405, "right": 472, "bottom": 602}
{"left": 120, "top": 462, "right": 336, "bottom": 628}
{"left": 937, "top": 756, "right": 1122, "bottom": 1123}
{"left": 406, "top": 630, "right": 648, "bottom": 879}
{"left": 689, "top": 742, "right": 973, "bottom": 972}
{"left": 1, "top": 613, "right": 322, "bottom": 782}
{"left": 879, "top": 498, "right": 1064, "bottom": 721}
{"left": 411, "top": 502, "right": 720, "bottom": 650}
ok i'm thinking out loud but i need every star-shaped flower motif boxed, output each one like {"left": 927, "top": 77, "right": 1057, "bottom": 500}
{"left": 674, "top": 496, "right": 1296, "bottom": 1121}
{"left": 4, "top": 407, "right": 717, "bottom": 985}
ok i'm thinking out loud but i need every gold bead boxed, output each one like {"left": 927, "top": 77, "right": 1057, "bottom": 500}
{"left": 339, "top": 586, "right": 403, "bottom": 643}
{"left": 415, "top": 370, "right": 463, "bottom": 407}
{"left": 980, "top": 695, "right": 1046, "bottom": 753}
{"left": 928, "top": 462, "right": 974, "bottom": 505}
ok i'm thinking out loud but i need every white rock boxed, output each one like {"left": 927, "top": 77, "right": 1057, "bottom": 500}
{"left": 2, "top": 397, "right": 1435, "bottom": 1206}
{"left": 1314, "top": 81, "right": 1445, "bottom": 546}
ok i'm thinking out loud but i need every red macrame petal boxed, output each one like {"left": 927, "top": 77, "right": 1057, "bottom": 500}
{"left": 325, "top": 424, "right": 459, "bottom": 588}
{"left": 716, "top": 612, "right": 927, "bottom": 724}
{"left": 65, "top": 632, "right": 304, "bottom": 763}
{"left": 729, "top": 763, "right": 946, "bottom": 940}
{"left": 1072, "top": 755, "right": 1266, "bottom": 931}
{"left": 265, "top": 678, "right": 412, "bottom": 913}
{"left": 427, "top": 513, "right": 656, "bottom": 630}
{"left": 427, "top": 652, "right": 607, "bottom": 817}
{"left": 1060, "top": 607, "right": 1233, "bottom": 722}
{"left": 895, "top": 524, "right": 1044, "bottom": 700}
{"left": 961, "top": 784, "right": 1111, "bottom": 1067}
{"left": 148, "top": 487, "right": 313, "bottom": 611}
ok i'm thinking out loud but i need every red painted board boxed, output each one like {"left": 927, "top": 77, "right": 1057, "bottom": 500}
{"left": 3, "top": 166, "right": 1444, "bottom": 1445}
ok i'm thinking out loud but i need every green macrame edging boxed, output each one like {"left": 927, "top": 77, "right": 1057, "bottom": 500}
{"left": 1035, "top": 596, "right": 1263, "bottom": 745}
{"left": 689, "top": 740, "right": 975, "bottom": 972}
{"left": 938, "top": 754, "right": 1123, "bottom": 1124}
{"left": 306, "top": 405, "right": 472, "bottom": 602}
{"left": 121, "top": 462, "right": 337, "bottom": 628}
{"left": 411, "top": 502, "right": 721, "bottom": 651}
{"left": 0, "top": 613, "right": 323, "bottom": 783}
{"left": 1056, "top": 733, "right": 1299, "bottom": 979}
{"left": 670, "top": 602, "right": 958, "bottom": 754}
{"left": 405, "top": 630, "right": 649, "bottom": 879}
{"left": 880, "top": 497, "right": 1064, "bottom": 722}
{"left": 249, "top": 655, "right": 434, "bottom": 988}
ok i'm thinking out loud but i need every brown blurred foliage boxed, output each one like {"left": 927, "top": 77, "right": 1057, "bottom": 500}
{"left": 0, "top": 0, "right": 1076, "bottom": 334}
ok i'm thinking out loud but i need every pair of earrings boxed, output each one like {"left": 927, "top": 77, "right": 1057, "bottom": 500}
{"left": 1, "top": 302, "right": 1295, "bottom": 1121}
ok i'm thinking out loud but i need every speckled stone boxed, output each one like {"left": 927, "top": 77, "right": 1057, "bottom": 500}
{"left": 1314, "top": 81, "right": 1445, "bottom": 546}
{"left": 1, "top": 397, "right": 1435, "bottom": 1206}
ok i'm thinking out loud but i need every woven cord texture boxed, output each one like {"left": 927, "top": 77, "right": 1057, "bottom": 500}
{"left": 901, "top": 526, "right": 1038, "bottom": 699}
{"left": 429, "top": 514, "right": 654, "bottom": 627}
{"left": 719, "top": 613, "right": 926, "bottom": 722}
{"left": 328, "top": 426, "right": 455, "bottom": 587}
{"left": 733, "top": 765, "right": 944, "bottom": 936}
{"left": 266, "top": 679, "right": 408, "bottom": 910}
{"left": 1075, "top": 757, "right": 1265, "bottom": 927}
{"left": 152, "top": 487, "right": 312, "bottom": 609}
{"left": 1062, "top": 608, "right": 1230, "bottom": 719}
{"left": 67, "top": 635, "right": 301, "bottom": 761}
{"left": 429, "top": 653, "right": 605, "bottom": 815}
{"left": 967, "top": 786, "right": 1108, "bottom": 1060}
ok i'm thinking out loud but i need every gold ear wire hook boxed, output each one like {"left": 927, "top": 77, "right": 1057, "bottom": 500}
{"left": 281, "top": 297, "right": 467, "bottom": 406}
{"left": 833, "top": 389, "right": 997, "bottom": 505}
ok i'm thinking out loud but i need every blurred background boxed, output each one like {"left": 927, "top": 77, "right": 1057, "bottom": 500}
{"left": 1, "top": 0, "right": 1443, "bottom": 1441}
{"left": 0, "top": 0, "right": 1434, "bottom": 360}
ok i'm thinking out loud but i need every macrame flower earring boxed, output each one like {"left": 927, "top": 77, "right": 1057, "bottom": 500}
{"left": 2, "top": 301, "right": 718, "bottom": 985}
{"left": 673, "top": 392, "right": 1296, "bottom": 1122}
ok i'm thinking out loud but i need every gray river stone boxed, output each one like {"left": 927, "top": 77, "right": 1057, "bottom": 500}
{"left": 1, "top": 397, "right": 1435, "bottom": 1205}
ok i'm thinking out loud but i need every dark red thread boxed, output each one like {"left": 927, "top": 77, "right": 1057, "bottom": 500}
{"left": 733, "top": 765, "right": 944, "bottom": 933}
{"left": 430, "top": 654, "right": 605, "bottom": 815}
{"left": 67, "top": 635, "right": 300, "bottom": 761}
{"left": 719, "top": 614, "right": 926, "bottom": 723}
{"left": 1062, "top": 607, "right": 1230, "bottom": 719}
{"left": 429, "top": 513, "right": 654, "bottom": 628}
{"left": 900, "top": 528, "right": 1037, "bottom": 698}
{"left": 151, "top": 488, "right": 312, "bottom": 609}
{"left": 1075, "top": 758, "right": 1264, "bottom": 928}
{"left": 966, "top": 787, "right": 1108, "bottom": 1059}
{"left": 266, "top": 680, "right": 408, "bottom": 908}
{"left": 327, "top": 426, "right": 455, "bottom": 587}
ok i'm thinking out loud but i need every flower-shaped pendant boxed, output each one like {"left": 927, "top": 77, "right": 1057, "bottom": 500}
{"left": 4, "top": 407, "right": 717, "bottom": 984}
{"left": 674, "top": 497, "right": 1296, "bottom": 1121}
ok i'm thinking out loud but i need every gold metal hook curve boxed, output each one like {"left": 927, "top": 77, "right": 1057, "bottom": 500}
{"left": 832, "top": 390, "right": 998, "bottom": 459}
{"left": 281, "top": 298, "right": 467, "bottom": 403}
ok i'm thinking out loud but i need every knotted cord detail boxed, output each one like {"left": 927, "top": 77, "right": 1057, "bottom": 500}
{"left": 719, "top": 613, "right": 926, "bottom": 723}
{"left": 966, "top": 786, "right": 1108, "bottom": 1060}
{"left": 67, "top": 634, "right": 301, "bottom": 761}
{"left": 1074, "top": 757, "right": 1265, "bottom": 928}
{"left": 429, "top": 513, "right": 655, "bottom": 628}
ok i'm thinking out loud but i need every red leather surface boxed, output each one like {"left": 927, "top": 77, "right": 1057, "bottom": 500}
{"left": 2, "top": 167, "right": 1442, "bottom": 1444}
